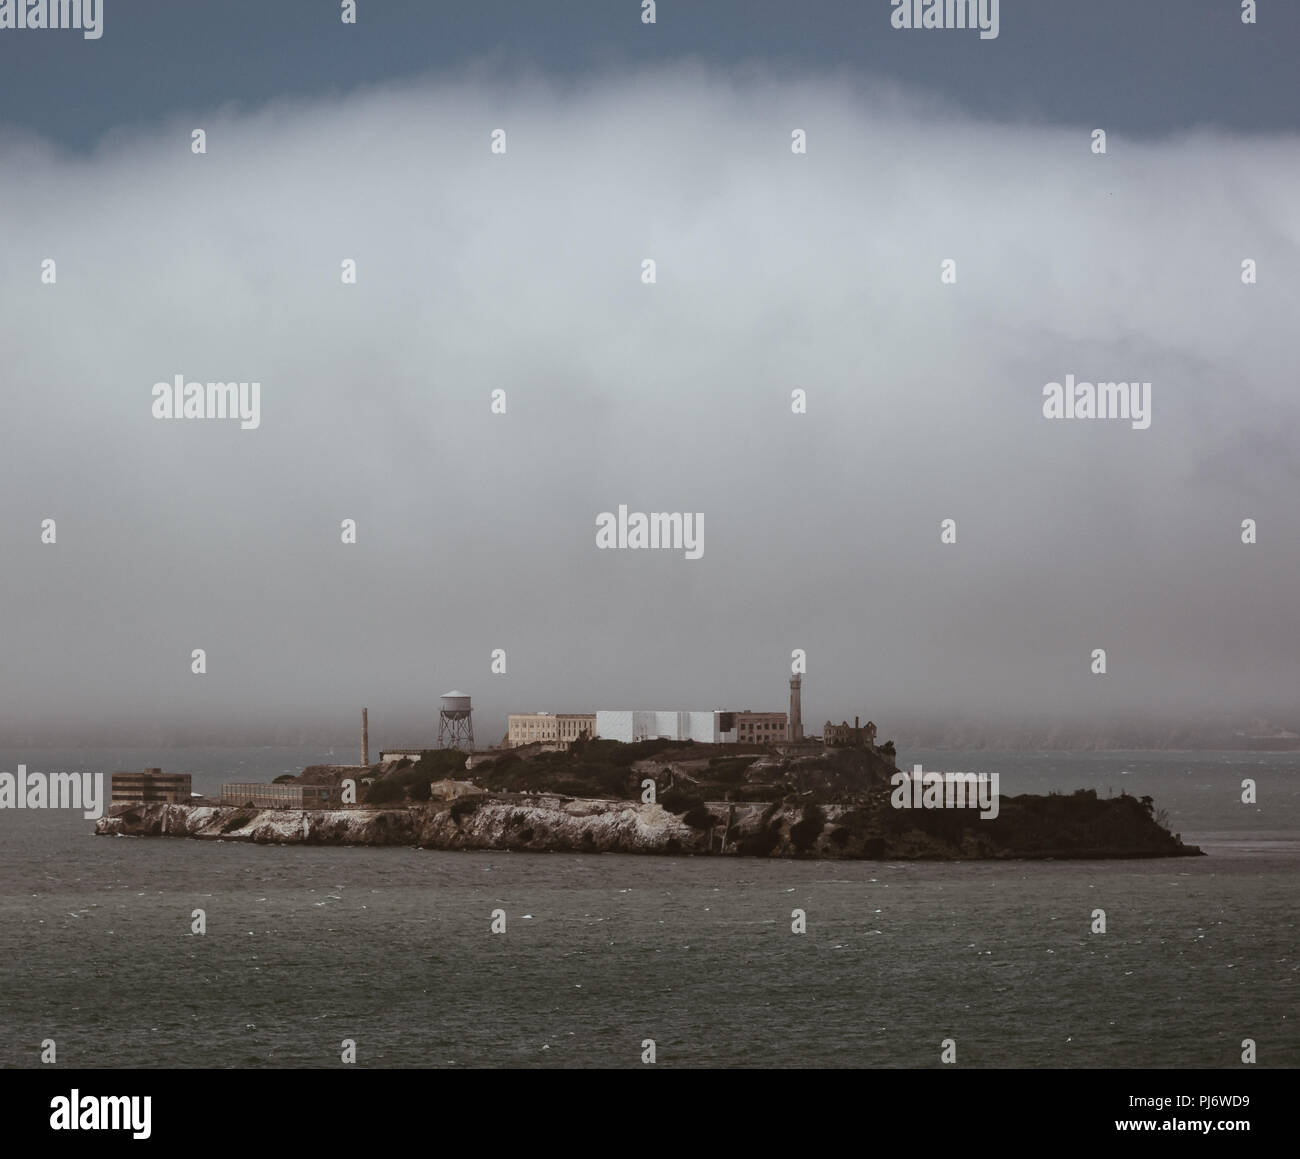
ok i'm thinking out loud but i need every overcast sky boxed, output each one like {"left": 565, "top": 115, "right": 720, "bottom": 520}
{"left": 2, "top": 3, "right": 1297, "bottom": 745}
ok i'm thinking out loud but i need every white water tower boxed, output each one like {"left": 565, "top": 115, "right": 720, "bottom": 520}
{"left": 437, "top": 690, "right": 474, "bottom": 749}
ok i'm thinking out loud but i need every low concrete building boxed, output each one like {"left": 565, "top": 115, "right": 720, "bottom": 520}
{"left": 221, "top": 782, "right": 341, "bottom": 809}
{"left": 111, "top": 769, "right": 192, "bottom": 805}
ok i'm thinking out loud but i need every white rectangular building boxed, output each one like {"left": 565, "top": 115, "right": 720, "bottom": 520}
{"left": 595, "top": 710, "right": 733, "bottom": 744}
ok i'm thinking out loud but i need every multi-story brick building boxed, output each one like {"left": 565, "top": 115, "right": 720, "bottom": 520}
{"left": 557, "top": 713, "right": 596, "bottom": 747}
{"left": 507, "top": 713, "right": 595, "bottom": 749}
{"left": 733, "top": 711, "right": 788, "bottom": 744}
{"left": 824, "top": 718, "right": 878, "bottom": 747}
{"left": 110, "top": 769, "right": 192, "bottom": 805}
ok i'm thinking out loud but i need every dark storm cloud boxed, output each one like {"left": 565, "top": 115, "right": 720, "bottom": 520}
{"left": 2, "top": 66, "right": 1297, "bottom": 744}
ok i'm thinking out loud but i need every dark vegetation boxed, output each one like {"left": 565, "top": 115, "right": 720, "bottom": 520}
{"left": 822, "top": 787, "right": 1192, "bottom": 858}
{"left": 968, "top": 788, "right": 1190, "bottom": 856}
{"left": 340, "top": 741, "right": 1189, "bottom": 861}
{"left": 736, "top": 825, "right": 782, "bottom": 857}
{"left": 449, "top": 795, "right": 483, "bottom": 824}
{"left": 358, "top": 733, "right": 898, "bottom": 810}
{"left": 789, "top": 804, "right": 827, "bottom": 851}
{"left": 659, "top": 787, "right": 704, "bottom": 814}
{"left": 471, "top": 738, "right": 683, "bottom": 798}
{"left": 220, "top": 807, "right": 257, "bottom": 834}
{"left": 706, "top": 756, "right": 759, "bottom": 784}
{"left": 681, "top": 805, "right": 715, "bottom": 830}
{"left": 363, "top": 748, "right": 473, "bottom": 805}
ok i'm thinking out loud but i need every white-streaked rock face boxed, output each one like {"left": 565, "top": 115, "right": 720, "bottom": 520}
{"left": 417, "top": 797, "right": 702, "bottom": 853}
{"left": 92, "top": 790, "right": 1200, "bottom": 860}
{"left": 94, "top": 797, "right": 708, "bottom": 853}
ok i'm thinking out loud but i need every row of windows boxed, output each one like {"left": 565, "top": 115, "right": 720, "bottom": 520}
{"left": 220, "top": 784, "right": 335, "bottom": 803}
{"left": 511, "top": 718, "right": 593, "bottom": 738}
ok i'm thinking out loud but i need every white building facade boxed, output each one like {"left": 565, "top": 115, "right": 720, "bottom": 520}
{"left": 595, "top": 710, "right": 736, "bottom": 744}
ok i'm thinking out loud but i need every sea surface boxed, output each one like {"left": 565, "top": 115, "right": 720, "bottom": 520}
{"left": 0, "top": 747, "right": 1296, "bottom": 1068}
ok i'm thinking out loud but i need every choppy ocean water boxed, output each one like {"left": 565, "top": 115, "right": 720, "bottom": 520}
{"left": 1, "top": 747, "right": 1296, "bottom": 1068}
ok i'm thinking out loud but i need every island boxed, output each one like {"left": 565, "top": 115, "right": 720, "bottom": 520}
{"left": 94, "top": 737, "right": 1203, "bottom": 860}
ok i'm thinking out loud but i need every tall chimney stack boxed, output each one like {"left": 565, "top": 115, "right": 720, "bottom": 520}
{"left": 361, "top": 707, "right": 369, "bottom": 767}
{"left": 789, "top": 675, "right": 803, "bottom": 741}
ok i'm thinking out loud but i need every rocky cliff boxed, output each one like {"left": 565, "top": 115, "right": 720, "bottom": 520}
{"left": 95, "top": 787, "right": 1202, "bottom": 860}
